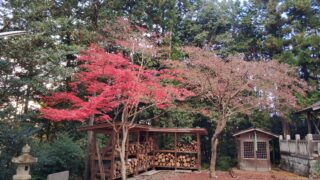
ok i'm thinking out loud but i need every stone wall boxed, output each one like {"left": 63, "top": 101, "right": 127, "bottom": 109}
{"left": 280, "top": 154, "right": 310, "bottom": 177}
{"left": 280, "top": 153, "right": 320, "bottom": 178}
{"left": 279, "top": 134, "right": 320, "bottom": 178}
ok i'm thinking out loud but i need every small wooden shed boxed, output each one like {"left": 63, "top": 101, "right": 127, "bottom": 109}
{"left": 233, "top": 127, "right": 278, "bottom": 171}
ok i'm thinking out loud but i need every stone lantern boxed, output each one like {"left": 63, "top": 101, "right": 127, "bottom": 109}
{"left": 12, "top": 144, "right": 38, "bottom": 180}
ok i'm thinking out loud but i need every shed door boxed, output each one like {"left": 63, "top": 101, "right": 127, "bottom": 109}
{"left": 243, "top": 141, "right": 268, "bottom": 170}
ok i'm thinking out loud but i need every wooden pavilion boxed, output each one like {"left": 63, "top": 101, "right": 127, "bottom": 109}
{"left": 295, "top": 101, "right": 320, "bottom": 135}
{"left": 79, "top": 123, "right": 207, "bottom": 180}
{"left": 233, "top": 127, "right": 278, "bottom": 171}
{"left": 278, "top": 101, "right": 320, "bottom": 177}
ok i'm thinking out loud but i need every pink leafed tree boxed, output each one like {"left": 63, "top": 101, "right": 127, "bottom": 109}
{"left": 41, "top": 44, "right": 193, "bottom": 180}
{"left": 170, "top": 47, "right": 310, "bottom": 178}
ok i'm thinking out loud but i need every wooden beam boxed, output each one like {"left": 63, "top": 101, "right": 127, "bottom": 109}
{"left": 197, "top": 133, "right": 201, "bottom": 170}
{"left": 110, "top": 131, "right": 116, "bottom": 180}
{"left": 96, "top": 142, "right": 106, "bottom": 180}
{"left": 90, "top": 133, "right": 96, "bottom": 180}
{"left": 174, "top": 132, "right": 177, "bottom": 170}
{"left": 307, "top": 112, "right": 313, "bottom": 134}
{"left": 78, "top": 124, "right": 208, "bottom": 135}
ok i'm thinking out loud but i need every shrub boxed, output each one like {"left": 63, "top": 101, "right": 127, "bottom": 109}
{"left": 216, "top": 156, "right": 237, "bottom": 171}
{"left": 31, "top": 134, "right": 85, "bottom": 180}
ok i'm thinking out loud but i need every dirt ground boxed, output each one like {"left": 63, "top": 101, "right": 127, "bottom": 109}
{"left": 129, "top": 169, "right": 315, "bottom": 180}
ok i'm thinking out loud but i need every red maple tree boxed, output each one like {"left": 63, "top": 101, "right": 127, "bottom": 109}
{"left": 41, "top": 44, "right": 192, "bottom": 180}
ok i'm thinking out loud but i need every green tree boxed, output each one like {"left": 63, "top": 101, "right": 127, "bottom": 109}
{"left": 176, "top": 0, "right": 240, "bottom": 52}
{"left": 230, "top": 0, "right": 268, "bottom": 60}
{"left": 0, "top": 1, "right": 121, "bottom": 179}
{"left": 31, "top": 134, "right": 85, "bottom": 180}
{"left": 277, "top": 0, "right": 320, "bottom": 82}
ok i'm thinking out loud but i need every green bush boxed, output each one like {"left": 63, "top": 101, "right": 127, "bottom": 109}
{"left": 31, "top": 134, "right": 85, "bottom": 180}
{"left": 313, "top": 161, "right": 320, "bottom": 177}
{"left": 201, "top": 162, "right": 210, "bottom": 169}
{"left": 0, "top": 124, "right": 33, "bottom": 180}
{"left": 216, "top": 156, "right": 237, "bottom": 171}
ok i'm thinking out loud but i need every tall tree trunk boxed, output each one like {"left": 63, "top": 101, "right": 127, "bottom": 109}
{"left": 169, "top": 31, "right": 172, "bottom": 59}
{"left": 24, "top": 85, "right": 30, "bottom": 114}
{"left": 46, "top": 121, "right": 52, "bottom": 141}
{"left": 92, "top": 0, "right": 100, "bottom": 29}
{"left": 84, "top": 114, "right": 94, "bottom": 180}
{"left": 120, "top": 126, "right": 128, "bottom": 180}
{"left": 210, "top": 137, "right": 219, "bottom": 178}
{"left": 281, "top": 119, "right": 290, "bottom": 137}
{"left": 209, "top": 117, "right": 227, "bottom": 178}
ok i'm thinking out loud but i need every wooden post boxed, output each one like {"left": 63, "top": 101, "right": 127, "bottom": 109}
{"left": 271, "top": 139, "right": 275, "bottom": 165}
{"left": 135, "top": 131, "right": 140, "bottom": 176}
{"left": 295, "top": 134, "right": 301, "bottom": 155}
{"left": 197, "top": 133, "right": 201, "bottom": 171}
{"left": 90, "top": 132, "right": 96, "bottom": 180}
{"left": 151, "top": 132, "right": 156, "bottom": 170}
{"left": 174, "top": 132, "right": 177, "bottom": 170}
{"left": 96, "top": 142, "right": 106, "bottom": 180}
{"left": 146, "top": 131, "right": 149, "bottom": 140}
{"left": 267, "top": 140, "right": 271, "bottom": 171}
{"left": 307, "top": 112, "right": 313, "bottom": 134}
{"left": 110, "top": 131, "right": 115, "bottom": 180}
{"left": 306, "top": 134, "right": 313, "bottom": 156}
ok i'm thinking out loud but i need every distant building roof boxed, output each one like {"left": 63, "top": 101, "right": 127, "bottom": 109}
{"left": 233, "top": 127, "right": 278, "bottom": 138}
{"left": 295, "top": 101, "right": 320, "bottom": 114}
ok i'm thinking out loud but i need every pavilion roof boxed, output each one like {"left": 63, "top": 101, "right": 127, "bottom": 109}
{"left": 295, "top": 101, "right": 320, "bottom": 114}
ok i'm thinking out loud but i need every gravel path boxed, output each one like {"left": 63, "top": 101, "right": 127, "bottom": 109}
{"left": 128, "top": 169, "right": 311, "bottom": 180}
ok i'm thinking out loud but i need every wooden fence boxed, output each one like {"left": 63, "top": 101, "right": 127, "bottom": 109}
{"left": 279, "top": 134, "right": 320, "bottom": 158}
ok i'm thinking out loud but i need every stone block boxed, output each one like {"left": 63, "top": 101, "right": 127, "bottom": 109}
{"left": 47, "top": 171, "right": 69, "bottom": 180}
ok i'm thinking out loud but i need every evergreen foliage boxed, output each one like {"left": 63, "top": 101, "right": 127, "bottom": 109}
{"left": 31, "top": 134, "right": 85, "bottom": 180}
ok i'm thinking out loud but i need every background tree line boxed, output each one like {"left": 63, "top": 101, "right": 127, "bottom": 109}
{"left": 0, "top": 0, "right": 319, "bottom": 179}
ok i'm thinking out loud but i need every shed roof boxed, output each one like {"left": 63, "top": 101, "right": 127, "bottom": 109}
{"left": 295, "top": 101, "right": 320, "bottom": 114}
{"left": 233, "top": 127, "right": 278, "bottom": 138}
{"left": 78, "top": 123, "right": 207, "bottom": 135}
{"left": 78, "top": 123, "right": 149, "bottom": 131}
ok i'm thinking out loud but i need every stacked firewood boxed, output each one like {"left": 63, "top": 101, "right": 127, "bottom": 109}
{"left": 141, "top": 138, "right": 154, "bottom": 153}
{"left": 128, "top": 144, "right": 139, "bottom": 155}
{"left": 114, "top": 161, "right": 121, "bottom": 178}
{"left": 176, "top": 154, "right": 197, "bottom": 168}
{"left": 177, "top": 140, "right": 197, "bottom": 152}
{"left": 128, "top": 138, "right": 154, "bottom": 155}
{"left": 136, "top": 154, "right": 153, "bottom": 171}
{"left": 114, "top": 159, "right": 137, "bottom": 178}
{"left": 154, "top": 153, "right": 175, "bottom": 167}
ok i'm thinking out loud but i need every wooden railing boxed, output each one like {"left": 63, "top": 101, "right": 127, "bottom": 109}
{"left": 279, "top": 134, "right": 320, "bottom": 158}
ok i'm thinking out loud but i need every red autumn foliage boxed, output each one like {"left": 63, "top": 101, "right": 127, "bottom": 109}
{"left": 41, "top": 44, "right": 193, "bottom": 180}
{"left": 40, "top": 44, "right": 193, "bottom": 122}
